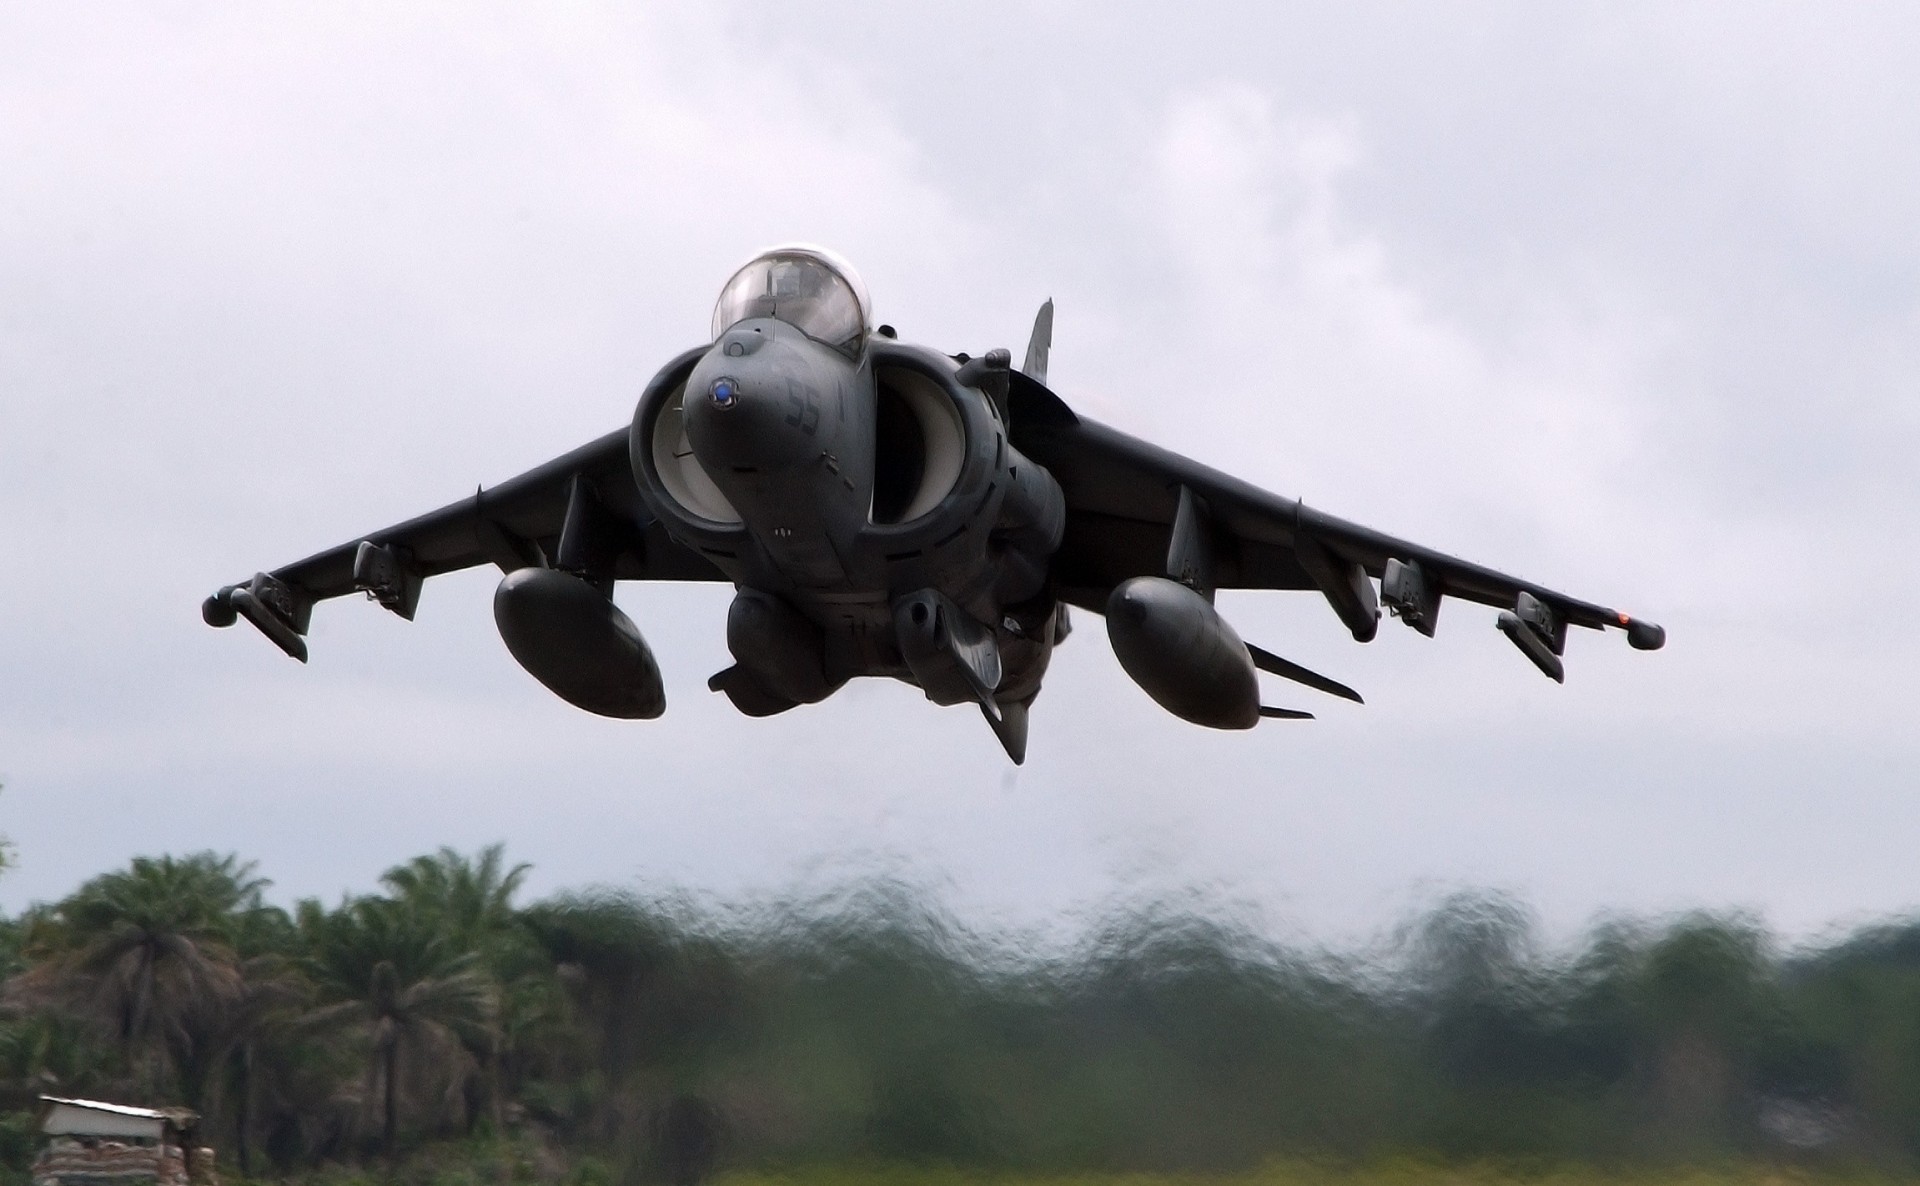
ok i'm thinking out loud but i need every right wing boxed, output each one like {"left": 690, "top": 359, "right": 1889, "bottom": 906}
{"left": 204, "top": 428, "right": 727, "bottom": 660}
{"left": 1006, "top": 373, "right": 1663, "bottom": 681}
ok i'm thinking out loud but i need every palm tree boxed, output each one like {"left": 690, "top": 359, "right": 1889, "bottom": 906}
{"left": 520, "top": 893, "right": 679, "bottom": 1111}
{"left": 204, "top": 948, "right": 312, "bottom": 1177}
{"left": 300, "top": 896, "right": 497, "bottom": 1157}
{"left": 379, "top": 845, "right": 545, "bottom": 1130}
{"left": 0, "top": 1008, "right": 116, "bottom": 1111}
{"left": 9, "top": 853, "right": 266, "bottom": 1102}
{"left": 379, "top": 844, "right": 531, "bottom": 959}
{"left": 520, "top": 889, "right": 741, "bottom": 1164}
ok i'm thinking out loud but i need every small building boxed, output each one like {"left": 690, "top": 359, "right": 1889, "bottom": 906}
{"left": 32, "top": 1097, "right": 216, "bottom": 1186}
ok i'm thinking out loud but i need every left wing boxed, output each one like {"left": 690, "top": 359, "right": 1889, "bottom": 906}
{"left": 204, "top": 428, "right": 727, "bottom": 661}
{"left": 1007, "top": 374, "right": 1663, "bottom": 681}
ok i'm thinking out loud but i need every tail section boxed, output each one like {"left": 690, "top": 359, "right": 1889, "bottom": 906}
{"left": 1022, "top": 299, "right": 1053, "bottom": 386}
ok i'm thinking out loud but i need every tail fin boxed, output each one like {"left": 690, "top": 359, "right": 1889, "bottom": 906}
{"left": 1022, "top": 299, "right": 1053, "bottom": 386}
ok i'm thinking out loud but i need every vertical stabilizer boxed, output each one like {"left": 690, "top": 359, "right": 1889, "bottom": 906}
{"left": 1022, "top": 299, "right": 1053, "bottom": 386}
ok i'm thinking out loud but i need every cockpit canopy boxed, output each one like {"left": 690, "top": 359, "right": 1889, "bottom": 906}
{"left": 711, "top": 245, "right": 871, "bottom": 357}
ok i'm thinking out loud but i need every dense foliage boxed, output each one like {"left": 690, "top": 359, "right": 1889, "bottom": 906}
{"left": 4, "top": 849, "right": 1920, "bottom": 1183}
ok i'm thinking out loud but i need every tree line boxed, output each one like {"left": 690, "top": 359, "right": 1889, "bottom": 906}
{"left": 4, "top": 848, "right": 1920, "bottom": 1182}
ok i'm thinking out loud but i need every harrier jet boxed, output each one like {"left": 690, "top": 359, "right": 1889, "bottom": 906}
{"left": 205, "top": 245, "right": 1664, "bottom": 763}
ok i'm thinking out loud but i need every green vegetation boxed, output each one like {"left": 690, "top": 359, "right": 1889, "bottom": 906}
{"left": 0, "top": 785, "right": 12, "bottom": 876}
{"left": 5, "top": 849, "right": 1920, "bottom": 1184}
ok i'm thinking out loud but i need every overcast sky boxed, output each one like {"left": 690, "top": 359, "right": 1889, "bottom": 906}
{"left": 3, "top": 3, "right": 1916, "bottom": 948}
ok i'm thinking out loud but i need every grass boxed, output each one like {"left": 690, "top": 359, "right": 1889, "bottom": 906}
{"left": 713, "top": 1164, "right": 1915, "bottom": 1186}
{"left": 206, "top": 1138, "right": 1920, "bottom": 1186}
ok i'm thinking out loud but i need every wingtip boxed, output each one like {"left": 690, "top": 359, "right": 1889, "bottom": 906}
{"left": 1620, "top": 614, "right": 1666, "bottom": 651}
{"left": 202, "top": 589, "right": 238, "bottom": 628}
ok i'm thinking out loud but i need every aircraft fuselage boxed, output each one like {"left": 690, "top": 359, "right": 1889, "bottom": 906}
{"left": 628, "top": 319, "right": 1067, "bottom": 739}
{"left": 204, "top": 244, "right": 1665, "bottom": 766}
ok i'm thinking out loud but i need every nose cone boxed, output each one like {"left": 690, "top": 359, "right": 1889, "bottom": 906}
{"left": 1110, "top": 581, "right": 1153, "bottom": 627}
{"left": 683, "top": 321, "right": 827, "bottom": 473}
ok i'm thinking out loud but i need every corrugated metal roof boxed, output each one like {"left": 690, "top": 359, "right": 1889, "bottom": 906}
{"left": 40, "top": 1097, "right": 171, "bottom": 1121}
{"left": 39, "top": 1097, "right": 197, "bottom": 1123}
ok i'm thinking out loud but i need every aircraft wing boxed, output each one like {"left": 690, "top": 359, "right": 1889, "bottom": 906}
{"left": 204, "top": 428, "right": 727, "bottom": 661}
{"left": 1007, "top": 375, "right": 1663, "bottom": 672}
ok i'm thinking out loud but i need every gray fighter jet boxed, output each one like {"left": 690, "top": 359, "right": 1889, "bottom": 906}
{"left": 205, "top": 245, "right": 1664, "bottom": 763}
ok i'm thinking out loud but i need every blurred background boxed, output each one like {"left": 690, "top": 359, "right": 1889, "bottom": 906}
{"left": 7, "top": 848, "right": 1920, "bottom": 1181}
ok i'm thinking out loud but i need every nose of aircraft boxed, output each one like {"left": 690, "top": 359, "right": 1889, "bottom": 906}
{"left": 683, "top": 321, "right": 827, "bottom": 473}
